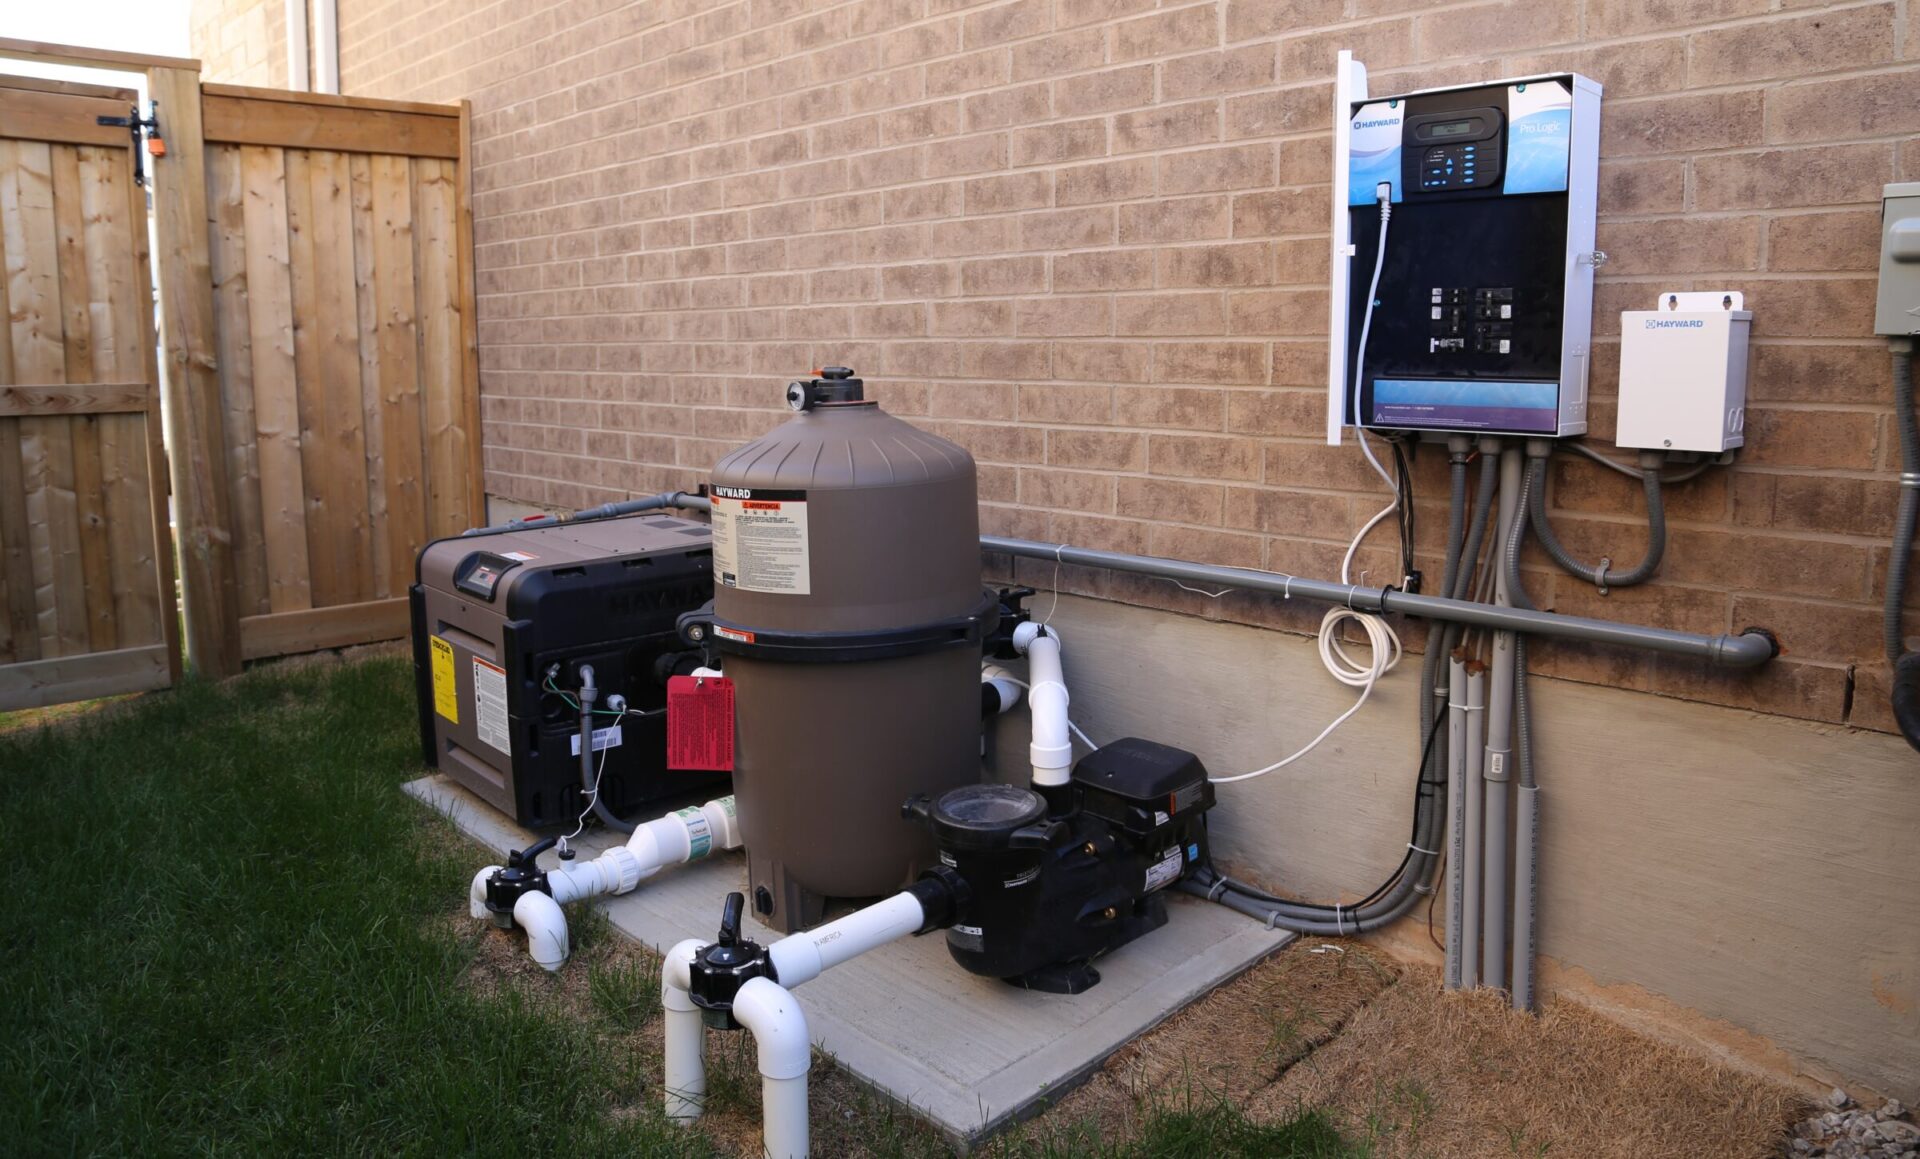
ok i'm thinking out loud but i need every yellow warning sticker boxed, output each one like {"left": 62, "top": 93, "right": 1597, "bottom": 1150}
{"left": 429, "top": 636, "right": 458, "bottom": 723}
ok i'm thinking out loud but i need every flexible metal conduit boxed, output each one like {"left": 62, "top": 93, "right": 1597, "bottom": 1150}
{"left": 979, "top": 536, "right": 1776, "bottom": 667}
{"left": 1527, "top": 447, "right": 1667, "bottom": 590}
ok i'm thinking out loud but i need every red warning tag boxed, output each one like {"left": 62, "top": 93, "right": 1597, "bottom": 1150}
{"left": 667, "top": 675, "right": 735, "bottom": 771}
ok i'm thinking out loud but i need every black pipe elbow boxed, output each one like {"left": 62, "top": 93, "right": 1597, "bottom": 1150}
{"left": 1892, "top": 652, "right": 1920, "bottom": 754}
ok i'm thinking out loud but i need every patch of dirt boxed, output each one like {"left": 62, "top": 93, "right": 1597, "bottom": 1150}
{"left": 1017, "top": 932, "right": 1809, "bottom": 1158}
{"left": 1254, "top": 967, "right": 1809, "bottom": 1158}
{"left": 1022, "top": 938, "right": 1402, "bottom": 1146}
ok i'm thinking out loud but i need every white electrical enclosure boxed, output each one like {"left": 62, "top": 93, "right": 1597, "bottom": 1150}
{"left": 1616, "top": 290, "right": 1752, "bottom": 453}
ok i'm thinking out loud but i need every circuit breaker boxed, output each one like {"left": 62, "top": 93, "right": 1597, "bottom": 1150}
{"left": 1329, "top": 71, "right": 1601, "bottom": 439}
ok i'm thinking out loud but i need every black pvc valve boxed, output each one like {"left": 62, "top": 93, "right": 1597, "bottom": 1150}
{"left": 484, "top": 841, "right": 554, "bottom": 929}
{"left": 687, "top": 891, "right": 776, "bottom": 1030}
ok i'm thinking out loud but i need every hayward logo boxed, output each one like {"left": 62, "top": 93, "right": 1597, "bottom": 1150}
{"left": 713, "top": 486, "right": 753, "bottom": 498}
{"left": 1645, "top": 319, "right": 1704, "bottom": 330}
{"left": 1353, "top": 118, "right": 1399, "bottom": 130}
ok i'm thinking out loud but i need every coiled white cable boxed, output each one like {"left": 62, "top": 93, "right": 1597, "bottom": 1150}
{"left": 1212, "top": 606, "right": 1397, "bottom": 784}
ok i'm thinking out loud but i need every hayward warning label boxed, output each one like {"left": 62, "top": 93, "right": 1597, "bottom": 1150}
{"left": 472, "top": 657, "right": 510, "bottom": 755}
{"left": 710, "top": 487, "right": 811, "bottom": 595}
{"left": 429, "top": 636, "right": 458, "bottom": 723}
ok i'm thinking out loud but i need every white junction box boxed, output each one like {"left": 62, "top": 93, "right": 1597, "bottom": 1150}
{"left": 1616, "top": 290, "right": 1751, "bottom": 453}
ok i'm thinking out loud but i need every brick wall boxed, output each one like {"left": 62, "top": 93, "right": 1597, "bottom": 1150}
{"left": 190, "top": 0, "right": 288, "bottom": 89}
{"left": 196, "top": 0, "right": 1920, "bottom": 734}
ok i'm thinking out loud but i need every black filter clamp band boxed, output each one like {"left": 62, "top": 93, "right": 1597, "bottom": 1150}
{"left": 679, "top": 589, "right": 1000, "bottom": 663}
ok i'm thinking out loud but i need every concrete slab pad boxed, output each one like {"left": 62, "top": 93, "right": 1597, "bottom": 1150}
{"left": 407, "top": 774, "right": 1293, "bottom": 1143}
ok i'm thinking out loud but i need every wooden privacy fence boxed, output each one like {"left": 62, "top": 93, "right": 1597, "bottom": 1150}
{"left": 0, "top": 39, "right": 482, "bottom": 707}
{"left": 201, "top": 85, "right": 482, "bottom": 665}
{"left": 0, "top": 74, "right": 181, "bottom": 709}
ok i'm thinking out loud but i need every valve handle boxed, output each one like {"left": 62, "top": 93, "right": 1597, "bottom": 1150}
{"left": 718, "top": 891, "right": 745, "bottom": 947}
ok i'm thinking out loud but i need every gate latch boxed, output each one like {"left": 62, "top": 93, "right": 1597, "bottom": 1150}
{"left": 96, "top": 101, "right": 164, "bottom": 187}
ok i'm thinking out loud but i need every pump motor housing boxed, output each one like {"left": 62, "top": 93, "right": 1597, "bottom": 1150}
{"left": 908, "top": 737, "right": 1215, "bottom": 993}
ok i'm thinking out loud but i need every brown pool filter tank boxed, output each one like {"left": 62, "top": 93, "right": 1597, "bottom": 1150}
{"left": 698, "top": 367, "right": 995, "bottom": 933}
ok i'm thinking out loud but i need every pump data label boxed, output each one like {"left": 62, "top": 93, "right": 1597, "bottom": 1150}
{"left": 472, "top": 658, "right": 510, "bottom": 755}
{"left": 711, "top": 487, "right": 811, "bottom": 596}
{"left": 429, "top": 635, "right": 458, "bottom": 723}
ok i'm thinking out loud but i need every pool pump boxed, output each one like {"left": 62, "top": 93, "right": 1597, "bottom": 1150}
{"left": 906, "top": 737, "right": 1216, "bottom": 993}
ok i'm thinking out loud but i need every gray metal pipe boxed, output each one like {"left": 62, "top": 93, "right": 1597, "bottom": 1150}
{"left": 980, "top": 536, "right": 1776, "bottom": 668}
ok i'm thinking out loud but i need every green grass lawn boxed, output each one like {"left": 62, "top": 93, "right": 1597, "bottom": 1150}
{"left": 0, "top": 653, "right": 1359, "bottom": 1158}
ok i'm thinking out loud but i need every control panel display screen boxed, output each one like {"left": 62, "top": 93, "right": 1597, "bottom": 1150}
{"left": 1426, "top": 119, "right": 1476, "bottom": 139}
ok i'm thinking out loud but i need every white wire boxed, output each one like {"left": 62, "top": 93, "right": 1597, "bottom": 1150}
{"left": 1211, "top": 606, "right": 1396, "bottom": 784}
{"left": 563, "top": 706, "right": 628, "bottom": 842}
{"left": 1215, "top": 190, "right": 1399, "bottom": 786}
{"left": 1327, "top": 190, "right": 1404, "bottom": 691}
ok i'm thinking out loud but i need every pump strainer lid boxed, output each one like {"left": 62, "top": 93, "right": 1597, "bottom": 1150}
{"left": 928, "top": 783, "right": 1047, "bottom": 851}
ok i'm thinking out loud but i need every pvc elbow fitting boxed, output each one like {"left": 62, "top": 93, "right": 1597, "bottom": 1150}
{"left": 469, "top": 865, "right": 501, "bottom": 920}
{"left": 662, "top": 939, "right": 708, "bottom": 1124}
{"left": 734, "top": 977, "right": 812, "bottom": 1159}
{"left": 512, "top": 891, "right": 570, "bottom": 972}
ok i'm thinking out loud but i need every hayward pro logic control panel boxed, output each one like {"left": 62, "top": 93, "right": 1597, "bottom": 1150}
{"left": 1332, "top": 72, "right": 1600, "bottom": 438}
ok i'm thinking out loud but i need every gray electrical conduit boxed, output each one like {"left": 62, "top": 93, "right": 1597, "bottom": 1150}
{"left": 1176, "top": 457, "right": 1474, "bottom": 936}
{"left": 1504, "top": 459, "right": 1541, "bottom": 1011}
{"left": 576, "top": 666, "right": 635, "bottom": 834}
{"left": 1526, "top": 447, "right": 1668, "bottom": 589}
{"left": 1885, "top": 345, "right": 1917, "bottom": 665}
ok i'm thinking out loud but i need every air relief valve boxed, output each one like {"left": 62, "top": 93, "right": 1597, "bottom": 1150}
{"left": 1616, "top": 291, "right": 1753, "bottom": 453}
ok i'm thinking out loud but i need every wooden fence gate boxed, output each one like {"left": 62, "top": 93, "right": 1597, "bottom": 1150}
{"left": 0, "top": 75, "right": 181, "bottom": 709}
{"left": 0, "top": 40, "right": 481, "bottom": 706}
{"left": 200, "top": 85, "right": 482, "bottom": 664}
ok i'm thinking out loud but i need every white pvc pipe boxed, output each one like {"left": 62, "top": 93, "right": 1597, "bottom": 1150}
{"left": 1443, "top": 655, "right": 1466, "bottom": 989}
{"left": 980, "top": 663, "right": 1024, "bottom": 716}
{"left": 734, "top": 977, "right": 812, "bottom": 1159}
{"left": 469, "top": 865, "right": 500, "bottom": 920}
{"left": 658, "top": 891, "right": 928, "bottom": 1154}
{"left": 284, "top": 0, "right": 310, "bottom": 91}
{"left": 1462, "top": 664, "right": 1486, "bottom": 987}
{"left": 767, "top": 890, "right": 926, "bottom": 988}
{"left": 1013, "top": 622, "right": 1071, "bottom": 786}
{"left": 313, "top": 0, "right": 340, "bottom": 93}
{"left": 474, "top": 796, "right": 742, "bottom": 969}
{"left": 626, "top": 796, "right": 741, "bottom": 883}
{"left": 661, "top": 939, "right": 707, "bottom": 1123}
{"left": 513, "top": 891, "right": 569, "bottom": 971}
